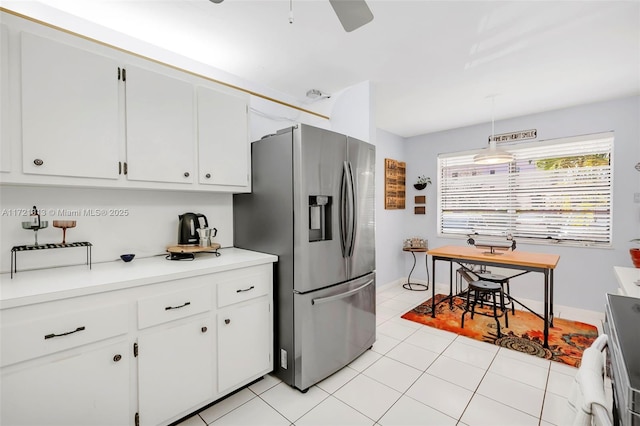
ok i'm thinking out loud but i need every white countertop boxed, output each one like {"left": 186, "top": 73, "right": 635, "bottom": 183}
{"left": 0, "top": 248, "right": 277, "bottom": 309}
{"left": 614, "top": 266, "right": 640, "bottom": 298}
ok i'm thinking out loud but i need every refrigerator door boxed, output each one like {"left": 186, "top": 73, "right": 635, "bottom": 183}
{"left": 293, "top": 272, "right": 376, "bottom": 391}
{"left": 347, "top": 136, "right": 376, "bottom": 280}
{"left": 294, "top": 125, "right": 349, "bottom": 293}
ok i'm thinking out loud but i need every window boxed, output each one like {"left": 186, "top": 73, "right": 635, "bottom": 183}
{"left": 437, "top": 132, "right": 613, "bottom": 247}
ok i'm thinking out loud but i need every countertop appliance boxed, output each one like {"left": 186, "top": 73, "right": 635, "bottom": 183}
{"left": 233, "top": 124, "right": 376, "bottom": 392}
{"left": 178, "top": 212, "right": 208, "bottom": 245}
{"left": 605, "top": 293, "right": 640, "bottom": 426}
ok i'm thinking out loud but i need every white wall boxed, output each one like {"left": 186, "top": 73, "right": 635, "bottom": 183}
{"left": 0, "top": 186, "right": 232, "bottom": 272}
{"left": 374, "top": 129, "right": 408, "bottom": 287}
{"left": 403, "top": 96, "right": 640, "bottom": 312}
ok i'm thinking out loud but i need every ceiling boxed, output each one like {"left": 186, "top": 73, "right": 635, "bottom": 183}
{"left": 8, "top": 0, "right": 640, "bottom": 138}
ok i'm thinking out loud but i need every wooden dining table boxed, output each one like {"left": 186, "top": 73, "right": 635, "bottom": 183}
{"left": 427, "top": 245, "right": 560, "bottom": 348}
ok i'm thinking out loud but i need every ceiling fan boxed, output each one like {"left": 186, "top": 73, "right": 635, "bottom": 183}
{"left": 209, "top": 0, "right": 374, "bottom": 32}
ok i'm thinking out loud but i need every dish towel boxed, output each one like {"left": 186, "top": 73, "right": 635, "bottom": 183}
{"left": 567, "top": 335, "right": 613, "bottom": 426}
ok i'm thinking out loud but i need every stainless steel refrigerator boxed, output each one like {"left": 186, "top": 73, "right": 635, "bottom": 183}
{"left": 233, "top": 124, "right": 376, "bottom": 392}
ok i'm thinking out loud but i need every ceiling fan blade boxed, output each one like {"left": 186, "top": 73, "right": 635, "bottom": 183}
{"left": 328, "top": 0, "right": 374, "bottom": 32}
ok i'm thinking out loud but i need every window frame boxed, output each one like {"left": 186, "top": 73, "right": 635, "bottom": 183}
{"left": 436, "top": 132, "right": 614, "bottom": 248}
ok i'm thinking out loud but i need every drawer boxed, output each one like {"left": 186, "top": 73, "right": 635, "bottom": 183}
{"left": 138, "top": 285, "right": 211, "bottom": 329}
{"left": 1, "top": 303, "right": 128, "bottom": 367}
{"left": 217, "top": 270, "right": 270, "bottom": 308}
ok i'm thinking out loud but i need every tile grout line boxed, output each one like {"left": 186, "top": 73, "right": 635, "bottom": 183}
{"left": 454, "top": 335, "right": 501, "bottom": 424}
{"left": 368, "top": 329, "right": 461, "bottom": 425}
{"left": 537, "top": 366, "right": 552, "bottom": 426}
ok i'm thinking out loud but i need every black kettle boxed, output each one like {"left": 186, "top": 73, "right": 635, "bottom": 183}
{"left": 178, "top": 212, "right": 208, "bottom": 245}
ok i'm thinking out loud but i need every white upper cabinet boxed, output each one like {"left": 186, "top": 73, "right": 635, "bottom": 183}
{"left": 1, "top": 24, "right": 11, "bottom": 173}
{"left": 6, "top": 18, "right": 250, "bottom": 192}
{"left": 124, "top": 65, "right": 195, "bottom": 184}
{"left": 20, "top": 32, "right": 119, "bottom": 179}
{"left": 197, "top": 86, "right": 249, "bottom": 187}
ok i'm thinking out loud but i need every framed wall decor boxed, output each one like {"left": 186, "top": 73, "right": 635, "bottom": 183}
{"left": 384, "top": 158, "right": 406, "bottom": 209}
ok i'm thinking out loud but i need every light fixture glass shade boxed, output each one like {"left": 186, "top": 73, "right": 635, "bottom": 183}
{"left": 473, "top": 140, "right": 514, "bottom": 164}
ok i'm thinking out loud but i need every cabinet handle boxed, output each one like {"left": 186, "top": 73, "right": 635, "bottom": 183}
{"left": 224, "top": 319, "right": 231, "bottom": 325}
{"left": 44, "top": 326, "right": 85, "bottom": 340}
{"left": 236, "top": 285, "right": 255, "bottom": 293}
{"left": 201, "top": 326, "right": 208, "bottom": 333}
{"left": 165, "top": 301, "right": 191, "bottom": 311}
{"left": 184, "top": 172, "right": 190, "bottom": 178}
{"left": 205, "top": 173, "right": 211, "bottom": 179}
{"left": 113, "top": 354, "right": 122, "bottom": 362}
{"left": 33, "top": 158, "right": 44, "bottom": 166}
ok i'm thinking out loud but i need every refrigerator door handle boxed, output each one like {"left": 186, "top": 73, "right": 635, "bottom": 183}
{"left": 311, "top": 279, "right": 374, "bottom": 305}
{"left": 340, "top": 161, "right": 349, "bottom": 257}
{"left": 346, "top": 161, "right": 357, "bottom": 257}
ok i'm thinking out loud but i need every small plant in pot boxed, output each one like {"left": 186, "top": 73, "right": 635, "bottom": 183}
{"left": 631, "top": 239, "right": 640, "bottom": 268}
{"left": 414, "top": 175, "right": 432, "bottom": 190}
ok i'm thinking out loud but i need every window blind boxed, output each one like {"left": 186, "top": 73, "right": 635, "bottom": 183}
{"left": 437, "top": 133, "right": 613, "bottom": 247}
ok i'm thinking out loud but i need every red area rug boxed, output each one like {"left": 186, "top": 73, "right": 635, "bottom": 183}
{"left": 401, "top": 294, "right": 599, "bottom": 367}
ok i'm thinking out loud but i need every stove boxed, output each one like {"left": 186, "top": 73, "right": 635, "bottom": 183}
{"left": 605, "top": 293, "right": 640, "bottom": 426}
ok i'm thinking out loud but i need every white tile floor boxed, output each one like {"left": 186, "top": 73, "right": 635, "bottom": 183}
{"left": 178, "top": 282, "right": 606, "bottom": 426}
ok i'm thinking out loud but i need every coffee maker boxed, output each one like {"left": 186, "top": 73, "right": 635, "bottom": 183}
{"left": 178, "top": 212, "right": 208, "bottom": 245}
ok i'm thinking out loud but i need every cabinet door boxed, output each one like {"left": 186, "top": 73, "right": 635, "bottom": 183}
{"left": 197, "top": 86, "right": 249, "bottom": 187}
{"left": 138, "top": 317, "right": 213, "bottom": 426}
{"left": 21, "top": 32, "right": 119, "bottom": 179}
{"left": 217, "top": 298, "right": 271, "bottom": 392}
{"left": 1, "top": 340, "right": 130, "bottom": 426}
{"left": 125, "top": 65, "right": 195, "bottom": 184}
{"left": 1, "top": 24, "right": 10, "bottom": 173}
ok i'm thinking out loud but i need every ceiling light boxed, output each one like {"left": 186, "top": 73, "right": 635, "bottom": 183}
{"left": 473, "top": 96, "right": 514, "bottom": 165}
{"left": 473, "top": 143, "right": 514, "bottom": 164}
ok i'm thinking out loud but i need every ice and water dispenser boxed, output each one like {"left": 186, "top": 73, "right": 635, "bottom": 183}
{"left": 309, "top": 196, "right": 332, "bottom": 242}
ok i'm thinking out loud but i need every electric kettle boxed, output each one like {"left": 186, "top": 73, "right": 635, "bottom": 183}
{"left": 178, "top": 212, "right": 208, "bottom": 245}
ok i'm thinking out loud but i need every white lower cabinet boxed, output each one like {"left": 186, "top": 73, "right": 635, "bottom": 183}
{"left": 0, "top": 262, "right": 273, "bottom": 426}
{"left": 138, "top": 316, "right": 214, "bottom": 426}
{"left": 1, "top": 339, "right": 130, "bottom": 426}
{"left": 217, "top": 298, "right": 271, "bottom": 392}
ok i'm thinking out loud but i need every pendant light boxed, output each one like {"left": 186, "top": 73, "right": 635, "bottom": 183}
{"left": 473, "top": 97, "right": 514, "bottom": 165}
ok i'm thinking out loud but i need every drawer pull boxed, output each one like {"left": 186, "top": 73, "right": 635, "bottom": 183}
{"left": 165, "top": 301, "right": 191, "bottom": 311}
{"left": 44, "top": 326, "right": 86, "bottom": 340}
{"left": 224, "top": 319, "right": 231, "bottom": 325}
{"left": 236, "top": 286, "right": 255, "bottom": 293}
{"left": 113, "top": 354, "right": 122, "bottom": 362}
{"left": 201, "top": 326, "right": 208, "bottom": 333}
